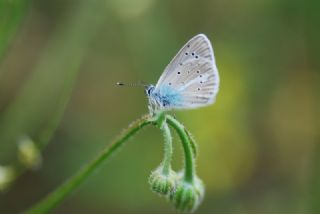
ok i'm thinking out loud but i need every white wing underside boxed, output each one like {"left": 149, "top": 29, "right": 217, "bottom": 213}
{"left": 155, "top": 34, "right": 220, "bottom": 109}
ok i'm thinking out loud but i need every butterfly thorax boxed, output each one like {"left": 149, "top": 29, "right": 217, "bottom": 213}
{"left": 145, "top": 85, "right": 182, "bottom": 115}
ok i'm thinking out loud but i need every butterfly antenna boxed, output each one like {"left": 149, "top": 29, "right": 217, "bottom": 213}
{"left": 116, "top": 82, "right": 125, "bottom": 86}
{"left": 116, "top": 82, "right": 147, "bottom": 87}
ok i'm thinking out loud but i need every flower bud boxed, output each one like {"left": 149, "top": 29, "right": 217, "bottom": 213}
{"left": 0, "top": 165, "right": 15, "bottom": 192}
{"left": 149, "top": 166, "right": 177, "bottom": 196}
{"left": 17, "top": 137, "right": 42, "bottom": 170}
{"left": 170, "top": 175, "right": 205, "bottom": 213}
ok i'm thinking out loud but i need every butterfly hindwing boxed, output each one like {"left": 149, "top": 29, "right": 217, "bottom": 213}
{"left": 155, "top": 34, "right": 219, "bottom": 109}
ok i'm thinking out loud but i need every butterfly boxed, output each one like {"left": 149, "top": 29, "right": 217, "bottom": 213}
{"left": 145, "top": 34, "right": 220, "bottom": 114}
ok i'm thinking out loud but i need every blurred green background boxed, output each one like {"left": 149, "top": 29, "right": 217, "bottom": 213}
{"left": 0, "top": 0, "right": 319, "bottom": 213}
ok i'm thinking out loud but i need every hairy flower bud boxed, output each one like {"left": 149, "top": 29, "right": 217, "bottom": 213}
{"left": 170, "top": 175, "right": 205, "bottom": 213}
{"left": 149, "top": 166, "right": 177, "bottom": 196}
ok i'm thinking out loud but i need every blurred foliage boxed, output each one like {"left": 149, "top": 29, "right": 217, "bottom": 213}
{"left": 0, "top": 0, "right": 319, "bottom": 213}
{"left": 0, "top": 0, "right": 29, "bottom": 63}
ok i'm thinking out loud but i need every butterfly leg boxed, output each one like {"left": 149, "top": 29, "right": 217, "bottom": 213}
{"left": 172, "top": 112, "right": 177, "bottom": 119}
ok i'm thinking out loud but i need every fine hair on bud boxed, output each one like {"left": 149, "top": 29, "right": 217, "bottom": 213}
{"left": 149, "top": 166, "right": 177, "bottom": 196}
{"left": 169, "top": 175, "right": 205, "bottom": 213}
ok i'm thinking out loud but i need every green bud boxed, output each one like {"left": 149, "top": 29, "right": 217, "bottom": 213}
{"left": 0, "top": 165, "right": 15, "bottom": 192}
{"left": 149, "top": 166, "right": 177, "bottom": 196}
{"left": 17, "top": 136, "right": 42, "bottom": 170}
{"left": 170, "top": 175, "right": 205, "bottom": 213}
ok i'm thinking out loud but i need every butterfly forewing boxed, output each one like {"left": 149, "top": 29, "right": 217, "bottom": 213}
{"left": 155, "top": 34, "right": 219, "bottom": 109}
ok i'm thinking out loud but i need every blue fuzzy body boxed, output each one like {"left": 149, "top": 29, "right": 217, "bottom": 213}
{"left": 146, "top": 85, "right": 182, "bottom": 113}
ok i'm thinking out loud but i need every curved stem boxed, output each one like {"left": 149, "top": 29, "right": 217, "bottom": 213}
{"left": 0, "top": 0, "right": 30, "bottom": 65}
{"left": 165, "top": 115, "right": 195, "bottom": 183}
{"left": 160, "top": 120, "right": 173, "bottom": 175}
{"left": 38, "top": 62, "right": 80, "bottom": 150}
{"left": 5, "top": 51, "right": 84, "bottom": 187}
{"left": 185, "top": 127, "right": 198, "bottom": 157}
{"left": 1, "top": 0, "right": 108, "bottom": 188}
{"left": 25, "top": 114, "right": 152, "bottom": 214}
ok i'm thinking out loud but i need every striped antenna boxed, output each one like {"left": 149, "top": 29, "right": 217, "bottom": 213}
{"left": 116, "top": 81, "right": 147, "bottom": 87}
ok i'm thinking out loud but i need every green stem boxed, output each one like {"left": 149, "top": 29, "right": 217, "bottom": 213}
{"left": 1, "top": 0, "right": 108, "bottom": 187}
{"left": 160, "top": 120, "right": 173, "bottom": 175}
{"left": 165, "top": 115, "right": 195, "bottom": 183}
{"left": 25, "top": 114, "right": 152, "bottom": 214}
{"left": 0, "top": 0, "right": 30, "bottom": 65}
{"left": 38, "top": 62, "right": 79, "bottom": 150}
{"left": 185, "top": 127, "right": 198, "bottom": 157}
{"left": 6, "top": 41, "right": 83, "bottom": 186}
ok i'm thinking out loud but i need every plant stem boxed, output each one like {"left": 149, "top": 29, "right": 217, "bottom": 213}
{"left": 160, "top": 120, "right": 173, "bottom": 175}
{"left": 165, "top": 115, "right": 195, "bottom": 183}
{"left": 0, "top": 66, "right": 79, "bottom": 190}
{"left": 0, "top": 0, "right": 30, "bottom": 65}
{"left": 38, "top": 62, "right": 80, "bottom": 150}
{"left": 0, "top": 0, "right": 109, "bottom": 186}
{"left": 25, "top": 114, "right": 152, "bottom": 214}
{"left": 185, "top": 127, "right": 198, "bottom": 157}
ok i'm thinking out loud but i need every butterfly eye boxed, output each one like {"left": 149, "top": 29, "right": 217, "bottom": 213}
{"left": 147, "top": 87, "right": 153, "bottom": 95}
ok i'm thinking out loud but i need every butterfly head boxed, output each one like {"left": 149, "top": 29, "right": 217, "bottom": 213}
{"left": 145, "top": 85, "right": 155, "bottom": 97}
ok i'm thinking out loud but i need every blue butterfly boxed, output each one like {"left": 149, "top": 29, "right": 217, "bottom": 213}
{"left": 145, "top": 34, "right": 220, "bottom": 114}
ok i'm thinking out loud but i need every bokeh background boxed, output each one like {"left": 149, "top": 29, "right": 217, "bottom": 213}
{"left": 0, "top": 0, "right": 319, "bottom": 213}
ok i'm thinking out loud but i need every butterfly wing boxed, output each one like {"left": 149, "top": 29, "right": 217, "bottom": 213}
{"left": 155, "top": 34, "right": 220, "bottom": 109}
